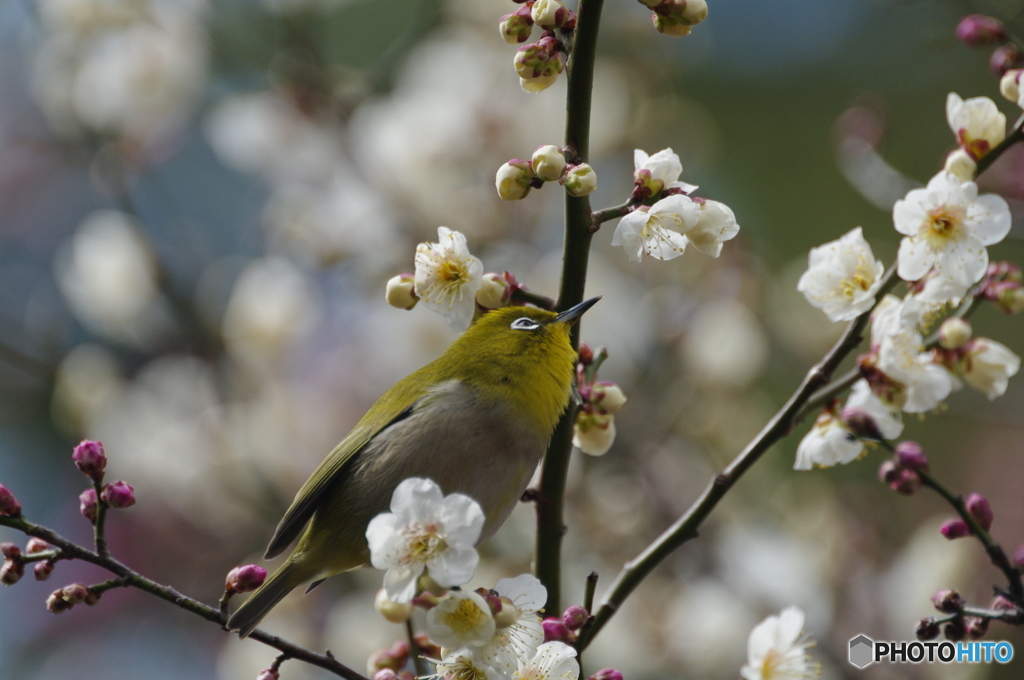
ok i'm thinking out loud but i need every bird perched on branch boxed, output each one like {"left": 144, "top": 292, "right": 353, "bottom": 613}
{"left": 227, "top": 298, "right": 599, "bottom": 637}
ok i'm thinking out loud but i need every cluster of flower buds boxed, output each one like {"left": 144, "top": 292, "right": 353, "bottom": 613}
{"left": 72, "top": 440, "right": 107, "bottom": 479}
{"left": 638, "top": 0, "right": 707, "bottom": 38}
{"left": 496, "top": 146, "right": 597, "bottom": 201}
{"left": 1, "top": 542, "right": 24, "bottom": 585}
{"left": 957, "top": 14, "right": 1024, "bottom": 75}
{"left": 70, "top": 440, "right": 136, "bottom": 523}
{"left": 513, "top": 33, "right": 566, "bottom": 92}
{"left": 572, "top": 344, "right": 627, "bottom": 456}
{"left": 225, "top": 564, "right": 267, "bottom": 594}
{"left": 916, "top": 589, "right": 993, "bottom": 641}
{"left": 939, "top": 493, "right": 993, "bottom": 540}
{"left": 878, "top": 441, "right": 928, "bottom": 495}
{"left": 977, "top": 262, "right": 1024, "bottom": 314}
{"left": 500, "top": 0, "right": 577, "bottom": 45}
{"left": 0, "top": 484, "right": 21, "bottom": 518}
{"left": 541, "top": 604, "right": 591, "bottom": 644}
{"left": 46, "top": 582, "right": 100, "bottom": 613}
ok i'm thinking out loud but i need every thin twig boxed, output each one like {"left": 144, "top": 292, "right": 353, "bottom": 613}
{"left": 406, "top": 618, "right": 429, "bottom": 678}
{"left": 0, "top": 515, "right": 370, "bottom": 680}
{"left": 510, "top": 288, "right": 557, "bottom": 311}
{"left": 91, "top": 479, "right": 109, "bottom": 559}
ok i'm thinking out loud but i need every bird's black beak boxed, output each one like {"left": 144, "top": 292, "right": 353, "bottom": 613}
{"left": 553, "top": 296, "right": 601, "bottom": 324}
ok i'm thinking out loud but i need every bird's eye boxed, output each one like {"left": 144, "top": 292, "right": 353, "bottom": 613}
{"left": 510, "top": 317, "right": 541, "bottom": 331}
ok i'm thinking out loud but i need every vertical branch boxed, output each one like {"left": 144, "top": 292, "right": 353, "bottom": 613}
{"left": 534, "top": 0, "right": 605, "bottom": 615}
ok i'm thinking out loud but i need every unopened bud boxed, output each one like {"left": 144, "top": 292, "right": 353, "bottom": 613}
{"left": 79, "top": 488, "right": 98, "bottom": 523}
{"left": 418, "top": 571, "right": 447, "bottom": 597}
{"left": 994, "top": 283, "right": 1024, "bottom": 314}
{"left": 542, "top": 617, "right": 572, "bottom": 642}
{"left": 375, "top": 587, "right": 414, "bottom": 624}
{"left": 889, "top": 469, "right": 920, "bottom": 495}
{"left": 965, "top": 616, "right": 989, "bottom": 639}
{"left": 878, "top": 460, "right": 901, "bottom": 485}
{"left": 84, "top": 589, "right": 101, "bottom": 606}
{"left": 938, "top": 318, "right": 972, "bottom": 349}
{"left": 258, "top": 667, "right": 281, "bottom": 680}
{"left": 413, "top": 633, "right": 441, "bottom": 660}
{"left": 940, "top": 519, "right": 971, "bottom": 539}
{"left": 652, "top": 12, "right": 691, "bottom": 38}
{"left": 990, "top": 595, "right": 1016, "bottom": 611}
{"left": 945, "top": 618, "right": 967, "bottom": 641}
{"left": 562, "top": 605, "right": 589, "bottom": 631}
{"left": 62, "top": 583, "right": 89, "bottom": 605}
{"left": 932, "top": 589, "right": 965, "bottom": 613}
{"left": 0, "top": 543, "right": 20, "bottom": 560}
{"left": 100, "top": 480, "right": 135, "bottom": 509}
{"left": 842, "top": 409, "right": 884, "bottom": 441}
{"left": 573, "top": 412, "right": 616, "bottom": 456}
{"left": 493, "top": 596, "right": 518, "bottom": 628}
{"left": 990, "top": 43, "right": 1023, "bottom": 76}
{"left": 894, "top": 441, "right": 929, "bottom": 472}
{"left": 966, "top": 493, "right": 993, "bottom": 530}
{"left": 916, "top": 617, "right": 941, "bottom": 641}
{"left": 531, "top": 0, "right": 567, "bottom": 29}
{"left": 496, "top": 159, "right": 534, "bottom": 201}
{"left": 944, "top": 148, "right": 976, "bottom": 182}
{"left": 500, "top": 5, "right": 534, "bottom": 45}
{"left": 578, "top": 343, "right": 594, "bottom": 365}
{"left": 514, "top": 37, "right": 565, "bottom": 93}
{"left": 532, "top": 145, "right": 567, "bottom": 182}
{"left": 956, "top": 15, "right": 1007, "bottom": 47}
{"left": 72, "top": 440, "right": 107, "bottom": 478}
{"left": 34, "top": 561, "right": 54, "bottom": 581}
{"left": 385, "top": 274, "right": 418, "bottom": 311}
{"left": 26, "top": 538, "right": 50, "bottom": 554}
{"left": 373, "top": 670, "right": 398, "bottom": 680}
{"left": 477, "top": 273, "right": 511, "bottom": 310}
{"left": 46, "top": 589, "right": 73, "bottom": 613}
{"left": 588, "top": 670, "right": 624, "bottom": 680}
{"left": 591, "top": 383, "right": 627, "bottom": 415}
{"left": 563, "top": 163, "right": 597, "bottom": 197}
{"left": 0, "top": 484, "right": 21, "bottom": 517}
{"left": 225, "top": 564, "right": 267, "bottom": 594}
{"left": 1000, "top": 69, "right": 1023, "bottom": 104}
{"left": 1, "top": 560, "right": 23, "bottom": 585}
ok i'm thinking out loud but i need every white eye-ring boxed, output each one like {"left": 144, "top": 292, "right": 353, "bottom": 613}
{"left": 510, "top": 317, "right": 541, "bottom": 331}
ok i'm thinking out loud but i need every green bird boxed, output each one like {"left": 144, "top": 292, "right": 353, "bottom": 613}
{"left": 227, "top": 298, "right": 599, "bottom": 637}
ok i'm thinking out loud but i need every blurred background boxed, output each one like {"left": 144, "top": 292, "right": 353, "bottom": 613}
{"left": 1, "top": 0, "right": 1023, "bottom": 678}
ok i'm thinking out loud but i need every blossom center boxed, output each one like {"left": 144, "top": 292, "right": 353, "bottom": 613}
{"left": 922, "top": 204, "right": 966, "bottom": 242}
{"left": 443, "top": 658, "right": 491, "bottom": 680}
{"left": 402, "top": 523, "right": 447, "bottom": 563}
{"left": 839, "top": 271, "right": 873, "bottom": 299}
{"left": 444, "top": 598, "right": 492, "bottom": 634}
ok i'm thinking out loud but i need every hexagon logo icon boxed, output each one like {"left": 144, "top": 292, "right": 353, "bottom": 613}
{"left": 849, "top": 635, "right": 874, "bottom": 669}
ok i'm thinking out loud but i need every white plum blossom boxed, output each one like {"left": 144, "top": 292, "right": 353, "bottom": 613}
{"left": 365, "top": 477, "right": 484, "bottom": 603}
{"left": 893, "top": 172, "right": 1011, "bottom": 288}
{"left": 414, "top": 228, "right": 484, "bottom": 332}
{"left": 740, "top": 606, "right": 820, "bottom": 680}
{"left": 793, "top": 411, "right": 862, "bottom": 471}
{"left": 908, "top": 269, "right": 972, "bottom": 307}
{"left": 870, "top": 295, "right": 960, "bottom": 413}
{"left": 633, "top": 147, "right": 698, "bottom": 197}
{"left": 946, "top": 93, "right": 1006, "bottom": 160}
{"left": 436, "top": 649, "right": 504, "bottom": 680}
{"left": 944, "top": 148, "right": 977, "bottom": 183}
{"left": 959, "top": 339, "right": 1021, "bottom": 399}
{"left": 427, "top": 590, "right": 497, "bottom": 650}
{"left": 843, "top": 379, "right": 904, "bottom": 439}
{"left": 572, "top": 412, "right": 616, "bottom": 456}
{"left": 512, "top": 642, "right": 579, "bottom": 680}
{"left": 611, "top": 195, "right": 699, "bottom": 262}
{"left": 686, "top": 199, "right": 741, "bottom": 257}
{"left": 476, "top": 575, "right": 547, "bottom": 675}
{"left": 797, "top": 227, "right": 885, "bottom": 322}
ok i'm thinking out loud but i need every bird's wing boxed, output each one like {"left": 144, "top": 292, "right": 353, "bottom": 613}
{"left": 263, "top": 401, "right": 417, "bottom": 560}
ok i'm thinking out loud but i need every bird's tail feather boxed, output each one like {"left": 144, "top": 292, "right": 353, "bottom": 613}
{"left": 227, "top": 559, "right": 314, "bottom": 638}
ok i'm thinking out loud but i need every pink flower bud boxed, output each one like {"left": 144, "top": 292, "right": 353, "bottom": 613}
{"left": 1, "top": 559, "right": 24, "bottom": 585}
{"left": 940, "top": 519, "right": 971, "bottom": 539}
{"left": 956, "top": 15, "right": 1007, "bottom": 47}
{"left": 0, "top": 543, "right": 20, "bottom": 560}
{"left": 965, "top": 493, "right": 993, "bottom": 530}
{"left": 542, "top": 617, "right": 572, "bottom": 642}
{"left": 889, "top": 469, "right": 920, "bottom": 495}
{"left": 894, "top": 441, "right": 929, "bottom": 472}
{"left": 562, "top": 605, "right": 589, "bottom": 631}
{"left": 916, "top": 617, "right": 941, "bottom": 641}
{"left": 0, "top": 484, "right": 21, "bottom": 517}
{"left": 79, "top": 488, "right": 98, "bottom": 523}
{"left": 878, "top": 460, "right": 901, "bottom": 485}
{"left": 500, "top": 5, "right": 535, "bottom": 45}
{"left": 588, "top": 670, "right": 624, "bottom": 680}
{"left": 932, "top": 589, "right": 965, "bottom": 613}
{"left": 258, "top": 668, "right": 281, "bottom": 680}
{"left": 944, "top": 618, "right": 967, "bottom": 641}
{"left": 46, "top": 589, "right": 73, "bottom": 613}
{"left": 578, "top": 343, "right": 594, "bottom": 365}
{"left": 26, "top": 538, "right": 50, "bottom": 554}
{"left": 990, "top": 595, "right": 1016, "bottom": 611}
{"left": 72, "top": 440, "right": 107, "bottom": 478}
{"left": 965, "top": 616, "right": 989, "bottom": 639}
{"left": 385, "top": 641, "right": 409, "bottom": 668}
{"left": 62, "top": 583, "right": 89, "bottom": 605}
{"left": 990, "top": 43, "right": 1023, "bottom": 76}
{"left": 34, "top": 561, "right": 54, "bottom": 581}
{"left": 100, "top": 481, "right": 136, "bottom": 509}
{"left": 84, "top": 589, "right": 101, "bottom": 606}
{"left": 225, "top": 564, "right": 267, "bottom": 593}
{"left": 373, "top": 671, "right": 398, "bottom": 680}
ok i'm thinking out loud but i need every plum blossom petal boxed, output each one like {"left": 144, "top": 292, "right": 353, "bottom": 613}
{"left": 415, "top": 227, "right": 484, "bottom": 332}
{"left": 740, "top": 606, "right": 820, "bottom": 680}
{"left": 610, "top": 195, "right": 699, "bottom": 262}
{"left": 797, "top": 227, "right": 885, "bottom": 322}
{"left": 686, "top": 199, "right": 740, "bottom": 258}
{"left": 960, "top": 338, "right": 1020, "bottom": 399}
